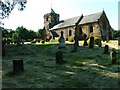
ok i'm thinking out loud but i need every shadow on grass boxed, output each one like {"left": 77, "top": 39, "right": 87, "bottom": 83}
{"left": 2, "top": 43, "right": 120, "bottom": 88}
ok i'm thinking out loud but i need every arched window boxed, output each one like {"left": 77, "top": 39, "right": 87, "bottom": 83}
{"left": 90, "top": 26, "right": 93, "bottom": 33}
{"left": 61, "top": 31, "right": 64, "bottom": 37}
{"left": 69, "top": 30, "right": 72, "bottom": 36}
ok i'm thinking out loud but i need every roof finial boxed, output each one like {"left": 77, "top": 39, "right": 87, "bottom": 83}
{"left": 51, "top": 2, "right": 52, "bottom": 9}
{"left": 103, "top": 8, "right": 104, "bottom": 11}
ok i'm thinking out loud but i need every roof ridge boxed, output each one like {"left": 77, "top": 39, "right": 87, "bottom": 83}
{"left": 61, "top": 15, "right": 81, "bottom": 21}
{"left": 84, "top": 11, "right": 103, "bottom": 17}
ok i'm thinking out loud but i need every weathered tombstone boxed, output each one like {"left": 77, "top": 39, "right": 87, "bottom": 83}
{"left": 13, "top": 60, "right": 24, "bottom": 73}
{"left": 110, "top": 48, "right": 117, "bottom": 64}
{"left": 104, "top": 45, "right": 109, "bottom": 54}
{"left": 98, "top": 38, "right": 102, "bottom": 47}
{"left": 59, "top": 37, "right": 65, "bottom": 48}
{"left": 56, "top": 50, "right": 63, "bottom": 64}
{"left": 71, "top": 35, "right": 78, "bottom": 53}
{"left": 89, "top": 36, "right": 94, "bottom": 48}
{"left": 83, "top": 34, "right": 88, "bottom": 46}
{"left": 118, "top": 34, "right": 120, "bottom": 46}
{"left": 106, "top": 36, "right": 109, "bottom": 43}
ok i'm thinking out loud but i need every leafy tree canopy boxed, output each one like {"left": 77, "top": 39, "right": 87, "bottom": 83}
{"left": 0, "top": 0, "right": 27, "bottom": 27}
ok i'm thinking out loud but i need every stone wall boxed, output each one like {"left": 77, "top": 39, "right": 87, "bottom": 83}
{"left": 78, "top": 22, "right": 101, "bottom": 38}
{"left": 52, "top": 26, "right": 75, "bottom": 40}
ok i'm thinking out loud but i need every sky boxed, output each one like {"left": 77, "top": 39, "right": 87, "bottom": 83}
{"left": 2, "top": 0, "right": 120, "bottom": 31}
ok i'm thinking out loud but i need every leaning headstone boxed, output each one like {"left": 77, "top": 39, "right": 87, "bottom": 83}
{"left": 118, "top": 34, "right": 120, "bottom": 46}
{"left": 56, "top": 50, "right": 63, "bottom": 64}
{"left": 89, "top": 36, "right": 94, "bottom": 48}
{"left": 104, "top": 45, "right": 109, "bottom": 54}
{"left": 13, "top": 59, "right": 24, "bottom": 73}
{"left": 110, "top": 48, "right": 117, "bottom": 64}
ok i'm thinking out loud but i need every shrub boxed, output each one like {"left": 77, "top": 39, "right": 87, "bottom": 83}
{"left": 41, "top": 40, "right": 45, "bottom": 44}
{"left": 6, "top": 38, "right": 12, "bottom": 45}
{"left": 87, "top": 37, "right": 99, "bottom": 45}
{"left": 58, "top": 36, "right": 61, "bottom": 43}
{"left": 31, "top": 39, "right": 36, "bottom": 44}
{"left": 94, "top": 37, "right": 99, "bottom": 45}
{"left": 25, "top": 39, "right": 32, "bottom": 42}
{"left": 68, "top": 36, "right": 74, "bottom": 42}
{"left": 37, "top": 40, "right": 40, "bottom": 43}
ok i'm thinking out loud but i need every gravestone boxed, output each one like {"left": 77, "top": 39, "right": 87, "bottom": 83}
{"left": 89, "top": 36, "right": 94, "bottom": 48}
{"left": 58, "top": 31, "right": 65, "bottom": 49}
{"left": 71, "top": 44, "right": 77, "bottom": 53}
{"left": 71, "top": 35, "right": 78, "bottom": 53}
{"left": 83, "top": 34, "right": 88, "bottom": 46}
{"left": 56, "top": 50, "right": 63, "bottom": 64}
{"left": 118, "top": 34, "right": 120, "bottom": 46}
{"left": 13, "top": 59, "right": 24, "bottom": 73}
{"left": 110, "top": 48, "right": 117, "bottom": 64}
{"left": 106, "top": 37, "right": 109, "bottom": 43}
{"left": 104, "top": 45, "right": 109, "bottom": 54}
{"left": 98, "top": 38, "right": 102, "bottom": 47}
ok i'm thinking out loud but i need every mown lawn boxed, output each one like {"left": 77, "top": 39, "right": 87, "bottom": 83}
{"left": 2, "top": 42, "right": 120, "bottom": 88}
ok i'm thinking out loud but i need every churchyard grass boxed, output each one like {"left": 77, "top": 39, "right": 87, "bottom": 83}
{"left": 2, "top": 42, "right": 120, "bottom": 88}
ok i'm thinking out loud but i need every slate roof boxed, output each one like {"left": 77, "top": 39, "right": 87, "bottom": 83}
{"left": 50, "top": 15, "right": 82, "bottom": 30}
{"left": 79, "top": 11, "right": 103, "bottom": 25}
{"left": 50, "top": 11, "right": 103, "bottom": 30}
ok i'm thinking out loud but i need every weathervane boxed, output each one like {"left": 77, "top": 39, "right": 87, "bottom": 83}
{"left": 51, "top": 0, "right": 53, "bottom": 9}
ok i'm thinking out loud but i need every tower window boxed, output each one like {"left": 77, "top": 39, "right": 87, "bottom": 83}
{"left": 46, "top": 17, "right": 48, "bottom": 21}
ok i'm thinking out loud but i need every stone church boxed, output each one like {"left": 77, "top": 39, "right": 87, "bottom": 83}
{"left": 43, "top": 8, "right": 113, "bottom": 41}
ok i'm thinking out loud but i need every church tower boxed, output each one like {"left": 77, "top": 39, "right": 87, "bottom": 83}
{"left": 43, "top": 8, "right": 59, "bottom": 41}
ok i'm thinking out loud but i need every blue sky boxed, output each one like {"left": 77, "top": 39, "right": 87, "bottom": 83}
{"left": 2, "top": 0, "right": 119, "bottom": 31}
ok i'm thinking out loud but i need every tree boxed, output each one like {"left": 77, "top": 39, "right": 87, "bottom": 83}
{"left": 12, "top": 32, "right": 19, "bottom": 41}
{"left": 16, "top": 26, "right": 29, "bottom": 40}
{"left": 36, "top": 29, "right": 44, "bottom": 38}
{"left": 0, "top": 0, "right": 27, "bottom": 31}
{"left": 113, "top": 30, "right": 120, "bottom": 39}
{"left": 28, "top": 30, "right": 36, "bottom": 40}
{"left": 8, "top": 29, "right": 15, "bottom": 38}
{"left": 0, "top": 0, "right": 27, "bottom": 20}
